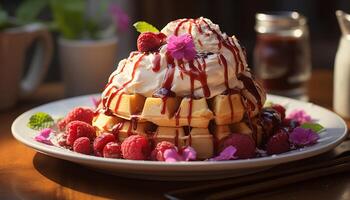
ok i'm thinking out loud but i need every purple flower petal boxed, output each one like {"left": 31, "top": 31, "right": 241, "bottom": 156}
{"left": 182, "top": 146, "right": 197, "bottom": 161}
{"left": 109, "top": 4, "right": 130, "bottom": 33}
{"left": 163, "top": 148, "right": 182, "bottom": 162}
{"left": 34, "top": 128, "right": 53, "bottom": 145}
{"left": 163, "top": 146, "right": 197, "bottom": 162}
{"left": 289, "top": 127, "right": 320, "bottom": 147}
{"left": 209, "top": 146, "right": 237, "bottom": 161}
{"left": 91, "top": 97, "right": 101, "bottom": 108}
{"left": 286, "top": 109, "right": 312, "bottom": 124}
{"left": 167, "top": 34, "right": 197, "bottom": 61}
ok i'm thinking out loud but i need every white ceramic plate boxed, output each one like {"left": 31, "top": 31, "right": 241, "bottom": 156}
{"left": 12, "top": 94, "right": 348, "bottom": 181}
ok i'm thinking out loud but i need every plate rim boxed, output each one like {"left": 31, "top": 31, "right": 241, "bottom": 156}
{"left": 11, "top": 94, "right": 348, "bottom": 171}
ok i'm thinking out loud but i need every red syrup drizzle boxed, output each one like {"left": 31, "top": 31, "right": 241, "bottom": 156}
{"left": 198, "top": 39, "right": 203, "bottom": 47}
{"left": 102, "top": 54, "right": 146, "bottom": 113}
{"left": 103, "top": 52, "right": 139, "bottom": 90}
{"left": 175, "top": 19, "right": 191, "bottom": 36}
{"left": 201, "top": 19, "right": 245, "bottom": 74}
{"left": 219, "top": 54, "right": 234, "bottom": 121}
{"left": 237, "top": 73, "right": 262, "bottom": 109}
{"left": 111, "top": 121, "right": 125, "bottom": 142}
{"left": 152, "top": 53, "right": 161, "bottom": 72}
{"left": 175, "top": 107, "right": 181, "bottom": 126}
{"left": 175, "top": 129, "right": 179, "bottom": 148}
{"left": 153, "top": 52, "right": 176, "bottom": 115}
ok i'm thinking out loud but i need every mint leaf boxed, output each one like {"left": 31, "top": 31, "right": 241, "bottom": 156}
{"left": 27, "top": 112, "right": 54, "bottom": 130}
{"left": 133, "top": 21, "right": 159, "bottom": 33}
{"left": 300, "top": 123, "right": 325, "bottom": 133}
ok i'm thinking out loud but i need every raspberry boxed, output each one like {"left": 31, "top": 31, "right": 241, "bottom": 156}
{"left": 103, "top": 142, "right": 122, "bottom": 158}
{"left": 93, "top": 133, "right": 116, "bottom": 156}
{"left": 272, "top": 104, "right": 286, "bottom": 120}
{"left": 137, "top": 32, "right": 164, "bottom": 52}
{"left": 151, "top": 141, "right": 176, "bottom": 161}
{"left": 58, "top": 107, "right": 94, "bottom": 130}
{"left": 66, "top": 121, "right": 96, "bottom": 146}
{"left": 73, "top": 137, "right": 91, "bottom": 155}
{"left": 121, "top": 135, "right": 151, "bottom": 160}
{"left": 218, "top": 133, "right": 256, "bottom": 159}
{"left": 266, "top": 129, "right": 290, "bottom": 155}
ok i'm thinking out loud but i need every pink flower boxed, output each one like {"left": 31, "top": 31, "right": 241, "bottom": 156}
{"left": 167, "top": 34, "right": 197, "bottom": 61}
{"left": 109, "top": 4, "right": 130, "bottom": 33}
{"left": 286, "top": 109, "right": 312, "bottom": 124}
{"left": 289, "top": 127, "right": 319, "bottom": 147}
{"left": 209, "top": 146, "right": 237, "bottom": 161}
{"left": 163, "top": 146, "right": 197, "bottom": 162}
{"left": 34, "top": 128, "right": 53, "bottom": 145}
{"left": 91, "top": 97, "right": 101, "bottom": 108}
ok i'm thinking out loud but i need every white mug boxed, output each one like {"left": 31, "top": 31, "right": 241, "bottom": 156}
{"left": 0, "top": 24, "right": 53, "bottom": 110}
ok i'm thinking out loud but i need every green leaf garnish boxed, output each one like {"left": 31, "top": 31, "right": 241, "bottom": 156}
{"left": 300, "top": 122, "right": 325, "bottom": 133}
{"left": 133, "top": 21, "right": 159, "bottom": 33}
{"left": 27, "top": 112, "right": 54, "bottom": 130}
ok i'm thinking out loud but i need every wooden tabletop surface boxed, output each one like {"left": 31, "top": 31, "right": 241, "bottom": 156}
{"left": 1, "top": 69, "right": 349, "bottom": 200}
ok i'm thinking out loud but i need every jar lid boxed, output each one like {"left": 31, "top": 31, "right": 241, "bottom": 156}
{"left": 255, "top": 11, "right": 307, "bottom": 33}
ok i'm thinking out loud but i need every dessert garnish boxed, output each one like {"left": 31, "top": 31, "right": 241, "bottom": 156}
{"left": 27, "top": 112, "right": 54, "bottom": 130}
{"left": 163, "top": 146, "right": 197, "bottom": 162}
{"left": 289, "top": 127, "right": 320, "bottom": 147}
{"left": 27, "top": 17, "right": 325, "bottom": 162}
{"left": 167, "top": 34, "right": 197, "bottom": 61}
{"left": 286, "top": 109, "right": 312, "bottom": 124}
{"left": 34, "top": 128, "right": 53, "bottom": 145}
{"left": 209, "top": 146, "right": 237, "bottom": 161}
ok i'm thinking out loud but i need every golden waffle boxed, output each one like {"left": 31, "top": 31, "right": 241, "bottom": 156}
{"left": 142, "top": 97, "right": 213, "bottom": 128}
{"left": 107, "top": 93, "right": 146, "bottom": 120}
{"left": 94, "top": 90, "right": 266, "bottom": 159}
{"left": 153, "top": 126, "right": 186, "bottom": 147}
{"left": 210, "top": 94, "right": 245, "bottom": 125}
{"left": 186, "top": 128, "right": 214, "bottom": 159}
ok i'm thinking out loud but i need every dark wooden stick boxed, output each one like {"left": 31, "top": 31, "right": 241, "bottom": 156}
{"left": 206, "top": 162, "right": 350, "bottom": 200}
{"left": 165, "top": 155, "right": 350, "bottom": 200}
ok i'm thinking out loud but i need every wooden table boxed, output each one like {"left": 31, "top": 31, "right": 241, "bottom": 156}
{"left": 1, "top": 69, "right": 349, "bottom": 200}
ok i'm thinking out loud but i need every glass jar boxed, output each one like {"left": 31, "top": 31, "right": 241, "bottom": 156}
{"left": 253, "top": 12, "right": 311, "bottom": 100}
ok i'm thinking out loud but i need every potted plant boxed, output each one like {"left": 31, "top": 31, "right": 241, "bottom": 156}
{"left": 0, "top": 1, "right": 53, "bottom": 110}
{"left": 50, "top": 0, "right": 130, "bottom": 96}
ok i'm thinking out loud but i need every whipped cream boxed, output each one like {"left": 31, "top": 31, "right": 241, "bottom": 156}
{"left": 102, "top": 17, "right": 252, "bottom": 99}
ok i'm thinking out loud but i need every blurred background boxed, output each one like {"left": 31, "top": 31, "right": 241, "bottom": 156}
{"left": 2, "top": 0, "right": 349, "bottom": 81}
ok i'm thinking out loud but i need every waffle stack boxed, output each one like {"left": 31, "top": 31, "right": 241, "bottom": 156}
{"left": 92, "top": 17, "right": 267, "bottom": 160}
{"left": 93, "top": 83, "right": 265, "bottom": 159}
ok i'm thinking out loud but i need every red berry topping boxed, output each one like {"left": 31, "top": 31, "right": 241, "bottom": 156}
{"left": 272, "top": 104, "right": 286, "bottom": 120}
{"left": 66, "top": 121, "right": 96, "bottom": 146}
{"left": 121, "top": 135, "right": 151, "bottom": 160}
{"left": 218, "top": 133, "right": 256, "bottom": 159}
{"left": 266, "top": 129, "right": 290, "bottom": 155}
{"left": 73, "top": 137, "right": 91, "bottom": 155}
{"left": 93, "top": 133, "right": 116, "bottom": 156}
{"left": 58, "top": 107, "right": 94, "bottom": 130}
{"left": 137, "top": 32, "right": 164, "bottom": 52}
{"left": 151, "top": 141, "right": 176, "bottom": 161}
{"left": 103, "top": 142, "right": 122, "bottom": 158}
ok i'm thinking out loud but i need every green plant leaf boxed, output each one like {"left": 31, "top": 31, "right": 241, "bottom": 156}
{"left": 133, "top": 21, "right": 159, "bottom": 33}
{"left": 300, "top": 122, "right": 325, "bottom": 133}
{"left": 15, "top": 0, "right": 48, "bottom": 24}
{"left": 27, "top": 112, "right": 54, "bottom": 130}
{"left": 50, "top": 0, "right": 85, "bottom": 39}
{"left": 0, "top": 9, "right": 9, "bottom": 29}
